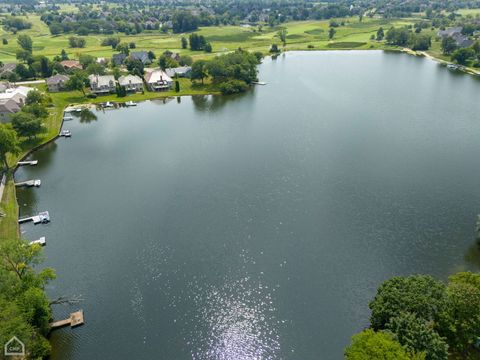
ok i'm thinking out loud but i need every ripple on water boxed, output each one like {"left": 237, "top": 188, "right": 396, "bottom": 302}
{"left": 188, "top": 275, "right": 282, "bottom": 360}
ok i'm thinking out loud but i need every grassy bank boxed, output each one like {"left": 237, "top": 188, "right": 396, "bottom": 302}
{"left": 0, "top": 78, "right": 219, "bottom": 241}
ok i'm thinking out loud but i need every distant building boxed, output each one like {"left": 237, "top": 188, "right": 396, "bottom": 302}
{"left": 118, "top": 74, "right": 143, "bottom": 92}
{"left": 437, "top": 27, "right": 474, "bottom": 48}
{"left": 46, "top": 74, "right": 70, "bottom": 92}
{"left": 437, "top": 27, "right": 463, "bottom": 38}
{"left": 88, "top": 74, "right": 116, "bottom": 94}
{"left": 0, "top": 64, "right": 17, "bottom": 79}
{"left": 112, "top": 53, "right": 127, "bottom": 66}
{"left": 130, "top": 51, "right": 152, "bottom": 65}
{"left": 0, "top": 99, "right": 21, "bottom": 123}
{"left": 60, "top": 60, "right": 82, "bottom": 71}
{"left": 165, "top": 66, "right": 192, "bottom": 78}
{"left": 144, "top": 69, "right": 173, "bottom": 91}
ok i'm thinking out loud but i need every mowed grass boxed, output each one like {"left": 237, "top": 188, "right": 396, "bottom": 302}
{"left": 0, "top": 15, "right": 415, "bottom": 63}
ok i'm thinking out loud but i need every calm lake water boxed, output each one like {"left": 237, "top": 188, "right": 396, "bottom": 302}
{"left": 16, "top": 51, "right": 480, "bottom": 360}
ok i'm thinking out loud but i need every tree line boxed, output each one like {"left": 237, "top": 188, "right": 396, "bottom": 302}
{"left": 345, "top": 272, "right": 480, "bottom": 359}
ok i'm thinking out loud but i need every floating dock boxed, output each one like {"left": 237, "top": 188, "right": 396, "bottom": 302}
{"left": 19, "top": 211, "right": 50, "bottom": 224}
{"left": 15, "top": 179, "right": 41, "bottom": 187}
{"left": 29, "top": 236, "right": 46, "bottom": 246}
{"left": 18, "top": 160, "right": 38, "bottom": 166}
{"left": 50, "top": 310, "right": 84, "bottom": 329}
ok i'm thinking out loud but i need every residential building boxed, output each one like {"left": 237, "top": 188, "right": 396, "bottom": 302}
{"left": 144, "top": 69, "right": 173, "bottom": 91}
{"left": 130, "top": 51, "right": 152, "bottom": 65}
{"left": 60, "top": 60, "right": 83, "bottom": 71}
{"left": 46, "top": 74, "right": 70, "bottom": 92}
{"left": 437, "top": 27, "right": 474, "bottom": 48}
{"left": 0, "top": 86, "right": 33, "bottom": 106}
{"left": 165, "top": 66, "right": 192, "bottom": 78}
{"left": 112, "top": 53, "right": 127, "bottom": 66}
{"left": 0, "top": 99, "right": 20, "bottom": 123}
{"left": 88, "top": 74, "right": 116, "bottom": 94}
{"left": 118, "top": 74, "right": 144, "bottom": 92}
{"left": 0, "top": 64, "right": 17, "bottom": 79}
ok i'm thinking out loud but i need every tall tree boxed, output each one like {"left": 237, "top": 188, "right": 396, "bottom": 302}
{"left": 328, "top": 27, "right": 336, "bottom": 40}
{"left": 0, "top": 124, "right": 20, "bottom": 170}
{"left": 17, "top": 34, "right": 33, "bottom": 53}
{"left": 66, "top": 71, "right": 88, "bottom": 96}
{"left": 191, "top": 60, "right": 207, "bottom": 84}
{"left": 369, "top": 275, "right": 446, "bottom": 330}
{"left": 345, "top": 329, "right": 412, "bottom": 360}
{"left": 11, "top": 112, "right": 45, "bottom": 140}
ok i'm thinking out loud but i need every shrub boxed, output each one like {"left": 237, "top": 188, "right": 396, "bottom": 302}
{"left": 219, "top": 79, "right": 249, "bottom": 95}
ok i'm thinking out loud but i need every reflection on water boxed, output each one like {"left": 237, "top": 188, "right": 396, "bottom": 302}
{"left": 191, "top": 92, "right": 253, "bottom": 113}
{"left": 71, "top": 109, "right": 97, "bottom": 124}
{"left": 189, "top": 275, "right": 281, "bottom": 360}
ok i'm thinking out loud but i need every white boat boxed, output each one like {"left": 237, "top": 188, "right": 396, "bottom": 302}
{"left": 32, "top": 211, "right": 50, "bottom": 224}
{"left": 75, "top": 108, "right": 82, "bottom": 112}
{"left": 60, "top": 130, "right": 72, "bottom": 137}
{"left": 104, "top": 101, "right": 114, "bottom": 108}
{"left": 29, "top": 237, "right": 46, "bottom": 246}
{"left": 125, "top": 101, "right": 137, "bottom": 107}
{"left": 447, "top": 64, "right": 459, "bottom": 70}
{"left": 63, "top": 115, "right": 74, "bottom": 121}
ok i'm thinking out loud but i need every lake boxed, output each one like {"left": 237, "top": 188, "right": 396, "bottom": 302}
{"left": 16, "top": 51, "right": 480, "bottom": 360}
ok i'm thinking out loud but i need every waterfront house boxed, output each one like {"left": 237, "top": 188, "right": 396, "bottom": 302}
{"left": 165, "top": 66, "right": 192, "bottom": 78}
{"left": 88, "top": 74, "right": 116, "bottom": 94}
{"left": 130, "top": 51, "right": 152, "bottom": 65}
{"left": 118, "top": 74, "right": 144, "bottom": 92}
{"left": 144, "top": 69, "right": 173, "bottom": 91}
{"left": 0, "top": 86, "right": 33, "bottom": 106}
{"left": 46, "top": 74, "right": 70, "bottom": 92}
{"left": 0, "top": 99, "right": 20, "bottom": 123}
{"left": 60, "top": 60, "right": 83, "bottom": 71}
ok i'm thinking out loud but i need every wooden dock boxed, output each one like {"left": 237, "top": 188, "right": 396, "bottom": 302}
{"left": 15, "top": 179, "right": 41, "bottom": 187}
{"left": 18, "top": 160, "right": 38, "bottom": 166}
{"left": 50, "top": 310, "right": 84, "bottom": 329}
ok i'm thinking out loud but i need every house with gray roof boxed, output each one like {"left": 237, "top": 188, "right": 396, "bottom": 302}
{"left": 165, "top": 66, "right": 192, "bottom": 78}
{"left": 130, "top": 51, "right": 152, "bottom": 65}
{"left": 46, "top": 74, "right": 70, "bottom": 92}
{"left": 112, "top": 53, "right": 127, "bottom": 66}
{"left": 437, "top": 27, "right": 474, "bottom": 48}
{"left": 88, "top": 74, "right": 116, "bottom": 94}
{"left": 0, "top": 99, "right": 20, "bottom": 123}
{"left": 118, "top": 74, "right": 143, "bottom": 92}
{"left": 0, "top": 64, "right": 17, "bottom": 79}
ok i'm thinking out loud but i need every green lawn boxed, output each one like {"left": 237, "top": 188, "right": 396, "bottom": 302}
{"left": 0, "top": 16, "right": 414, "bottom": 64}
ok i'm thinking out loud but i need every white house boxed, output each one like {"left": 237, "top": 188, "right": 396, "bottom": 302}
{"left": 88, "top": 74, "right": 116, "bottom": 94}
{"left": 118, "top": 74, "right": 143, "bottom": 92}
{"left": 144, "top": 69, "right": 173, "bottom": 91}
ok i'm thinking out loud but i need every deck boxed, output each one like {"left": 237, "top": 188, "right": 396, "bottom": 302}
{"left": 50, "top": 310, "right": 84, "bottom": 329}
